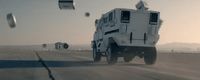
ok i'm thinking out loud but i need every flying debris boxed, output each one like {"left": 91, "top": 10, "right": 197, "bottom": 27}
{"left": 55, "top": 42, "right": 69, "bottom": 50}
{"left": 135, "top": 0, "right": 149, "bottom": 10}
{"left": 63, "top": 43, "right": 69, "bottom": 49}
{"left": 58, "top": 0, "right": 75, "bottom": 10}
{"left": 6, "top": 13, "right": 16, "bottom": 28}
{"left": 42, "top": 44, "right": 47, "bottom": 48}
{"left": 85, "top": 12, "right": 90, "bottom": 17}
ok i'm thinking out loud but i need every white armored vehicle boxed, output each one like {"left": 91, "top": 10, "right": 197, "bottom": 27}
{"left": 91, "top": 1, "right": 162, "bottom": 64}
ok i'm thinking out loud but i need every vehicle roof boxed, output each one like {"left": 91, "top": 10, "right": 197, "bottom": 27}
{"left": 100, "top": 8, "right": 159, "bottom": 19}
{"left": 103, "top": 8, "right": 159, "bottom": 15}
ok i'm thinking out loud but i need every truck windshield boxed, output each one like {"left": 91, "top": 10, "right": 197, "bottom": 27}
{"left": 121, "top": 11, "right": 130, "bottom": 23}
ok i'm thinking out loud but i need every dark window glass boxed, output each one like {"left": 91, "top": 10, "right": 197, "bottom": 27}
{"left": 103, "top": 18, "right": 106, "bottom": 23}
{"left": 121, "top": 11, "right": 130, "bottom": 23}
{"left": 150, "top": 13, "right": 158, "bottom": 24}
{"left": 103, "top": 17, "right": 108, "bottom": 23}
{"left": 109, "top": 12, "right": 113, "bottom": 21}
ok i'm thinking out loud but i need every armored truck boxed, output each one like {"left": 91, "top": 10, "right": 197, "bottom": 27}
{"left": 91, "top": 1, "right": 162, "bottom": 65}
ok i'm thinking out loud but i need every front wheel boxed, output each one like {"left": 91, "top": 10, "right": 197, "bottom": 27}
{"left": 93, "top": 47, "right": 101, "bottom": 62}
{"left": 106, "top": 46, "right": 118, "bottom": 64}
{"left": 144, "top": 47, "right": 157, "bottom": 65}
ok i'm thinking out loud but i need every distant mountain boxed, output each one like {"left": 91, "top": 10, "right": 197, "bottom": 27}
{"left": 0, "top": 44, "right": 92, "bottom": 51}
{"left": 158, "top": 42, "right": 200, "bottom": 48}
{"left": 68, "top": 44, "right": 91, "bottom": 50}
{"left": 69, "top": 43, "right": 200, "bottom": 51}
{"left": 157, "top": 42, "right": 200, "bottom": 53}
{"left": 1, "top": 42, "right": 200, "bottom": 53}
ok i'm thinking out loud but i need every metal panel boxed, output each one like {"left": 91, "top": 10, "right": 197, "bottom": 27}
{"left": 6, "top": 13, "right": 16, "bottom": 28}
{"left": 58, "top": 0, "right": 75, "bottom": 10}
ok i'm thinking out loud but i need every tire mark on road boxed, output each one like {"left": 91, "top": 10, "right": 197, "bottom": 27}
{"left": 35, "top": 51, "right": 56, "bottom": 80}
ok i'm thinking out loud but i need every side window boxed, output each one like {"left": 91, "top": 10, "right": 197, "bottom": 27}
{"left": 109, "top": 12, "right": 113, "bottom": 21}
{"left": 121, "top": 11, "right": 130, "bottom": 23}
{"left": 103, "top": 18, "right": 106, "bottom": 23}
{"left": 149, "top": 13, "right": 159, "bottom": 25}
{"left": 103, "top": 17, "right": 108, "bottom": 23}
{"left": 99, "top": 19, "right": 103, "bottom": 27}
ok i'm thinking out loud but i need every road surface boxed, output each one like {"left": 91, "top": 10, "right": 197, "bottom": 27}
{"left": 0, "top": 49, "right": 200, "bottom": 80}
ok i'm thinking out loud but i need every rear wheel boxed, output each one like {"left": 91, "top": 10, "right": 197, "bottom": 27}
{"left": 93, "top": 47, "right": 101, "bottom": 62}
{"left": 106, "top": 45, "right": 118, "bottom": 64}
{"left": 144, "top": 47, "right": 157, "bottom": 65}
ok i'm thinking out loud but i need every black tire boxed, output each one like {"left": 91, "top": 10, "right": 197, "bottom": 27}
{"left": 144, "top": 47, "right": 157, "bottom": 65}
{"left": 106, "top": 45, "right": 118, "bottom": 64}
{"left": 123, "top": 55, "right": 133, "bottom": 62}
{"left": 93, "top": 47, "right": 101, "bottom": 62}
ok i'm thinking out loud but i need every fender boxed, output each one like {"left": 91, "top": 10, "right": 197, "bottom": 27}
{"left": 107, "top": 37, "right": 118, "bottom": 49}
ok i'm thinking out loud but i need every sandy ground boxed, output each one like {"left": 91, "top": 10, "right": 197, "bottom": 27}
{"left": 0, "top": 48, "right": 200, "bottom": 80}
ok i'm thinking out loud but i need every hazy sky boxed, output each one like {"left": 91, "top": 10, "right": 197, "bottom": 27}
{"left": 0, "top": 0, "right": 200, "bottom": 45}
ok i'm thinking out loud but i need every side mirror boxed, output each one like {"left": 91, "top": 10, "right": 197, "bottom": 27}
{"left": 7, "top": 13, "right": 16, "bottom": 28}
{"left": 95, "top": 19, "right": 99, "bottom": 25}
{"left": 58, "top": 0, "right": 75, "bottom": 10}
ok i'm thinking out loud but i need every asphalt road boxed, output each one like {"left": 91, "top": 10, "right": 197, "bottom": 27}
{"left": 0, "top": 49, "right": 200, "bottom": 80}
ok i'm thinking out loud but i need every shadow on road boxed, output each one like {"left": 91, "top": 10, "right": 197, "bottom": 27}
{"left": 0, "top": 60, "right": 43, "bottom": 68}
{"left": 0, "top": 60, "right": 145, "bottom": 69}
